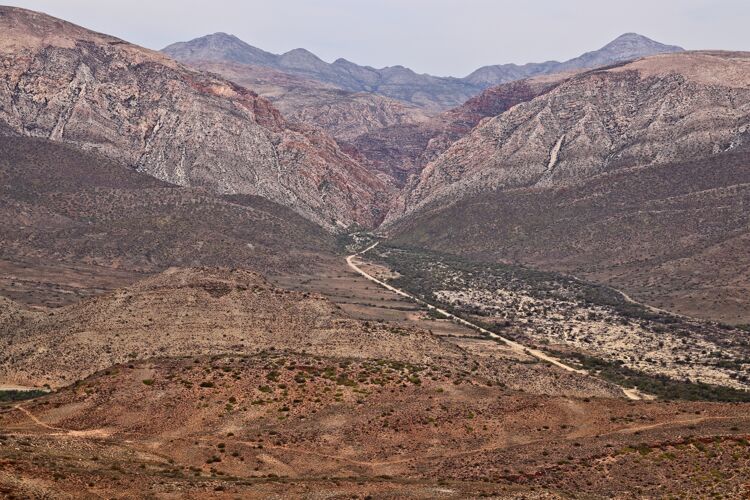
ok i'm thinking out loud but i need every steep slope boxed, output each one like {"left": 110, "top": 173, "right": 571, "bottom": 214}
{"left": 389, "top": 51, "right": 750, "bottom": 220}
{"left": 0, "top": 7, "right": 389, "bottom": 230}
{"left": 0, "top": 136, "right": 339, "bottom": 307}
{"left": 464, "top": 32, "right": 683, "bottom": 87}
{"left": 386, "top": 51, "right": 750, "bottom": 323}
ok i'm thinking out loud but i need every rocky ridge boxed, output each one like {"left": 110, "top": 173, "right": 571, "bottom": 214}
{"left": 386, "top": 51, "right": 750, "bottom": 222}
{"left": 465, "top": 33, "right": 683, "bottom": 86}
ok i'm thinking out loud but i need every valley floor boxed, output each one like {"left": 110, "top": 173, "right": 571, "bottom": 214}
{"left": 1, "top": 242, "right": 749, "bottom": 498}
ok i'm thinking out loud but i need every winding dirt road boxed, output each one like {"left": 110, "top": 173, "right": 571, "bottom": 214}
{"left": 346, "top": 242, "right": 642, "bottom": 400}
{"left": 13, "top": 404, "right": 65, "bottom": 432}
{"left": 12, "top": 404, "right": 110, "bottom": 437}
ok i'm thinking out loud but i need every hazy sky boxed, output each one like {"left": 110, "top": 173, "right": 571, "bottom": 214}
{"left": 5, "top": 0, "right": 749, "bottom": 76}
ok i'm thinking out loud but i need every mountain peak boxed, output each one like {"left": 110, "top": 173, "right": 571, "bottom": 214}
{"left": 281, "top": 47, "right": 322, "bottom": 60}
{"left": 162, "top": 32, "right": 277, "bottom": 66}
{"left": 613, "top": 32, "right": 650, "bottom": 41}
{"left": 203, "top": 32, "right": 239, "bottom": 41}
{"left": 577, "top": 32, "right": 684, "bottom": 67}
{"left": 603, "top": 32, "right": 684, "bottom": 51}
{"left": 277, "top": 47, "right": 329, "bottom": 72}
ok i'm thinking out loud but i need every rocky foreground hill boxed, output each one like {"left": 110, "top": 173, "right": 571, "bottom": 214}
{"left": 0, "top": 6, "right": 390, "bottom": 230}
{"left": 3, "top": 264, "right": 747, "bottom": 498}
{"left": 3, "top": 351, "right": 748, "bottom": 498}
{"left": 0, "top": 267, "right": 466, "bottom": 387}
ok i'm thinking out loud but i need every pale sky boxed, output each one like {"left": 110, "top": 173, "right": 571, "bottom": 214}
{"left": 4, "top": 0, "right": 749, "bottom": 77}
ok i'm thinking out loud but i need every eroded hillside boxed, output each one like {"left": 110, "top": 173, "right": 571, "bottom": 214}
{"left": 0, "top": 6, "right": 390, "bottom": 230}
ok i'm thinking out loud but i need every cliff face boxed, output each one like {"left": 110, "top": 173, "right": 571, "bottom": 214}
{"left": 386, "top": 52, "right": 750, "bottom": 222}
{"left": 0, "top": 7, "right": 390, "bottom": 230}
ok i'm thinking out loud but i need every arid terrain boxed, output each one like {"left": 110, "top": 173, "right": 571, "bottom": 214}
{"left": 2, "top": 352, "right": 749, "bottom": 498}
{"left": 1, "top": 4, "right": 749, "bottom": 498}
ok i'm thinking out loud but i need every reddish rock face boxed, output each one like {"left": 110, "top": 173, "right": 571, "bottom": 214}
{"left": 348, "top": 75, "right": 564, "bottom": 184}
{"left": 0, "top": 6, "right": 391, "bottom": 230}
{"left": 178, "top": 59, "right": 431, "bottom": 155}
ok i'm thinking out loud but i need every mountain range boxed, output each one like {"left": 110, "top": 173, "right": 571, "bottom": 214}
{"left": 1, "top": 6, "right": 746, "bottom": 323}
{"left": 163, "top": 31, "right": 683, "bottom": 111}
{"left": 162, "top": 30, "right": 684, "bottom": 183}
{"left": 1, "top": 5, "right": 748, "bottom": 323}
